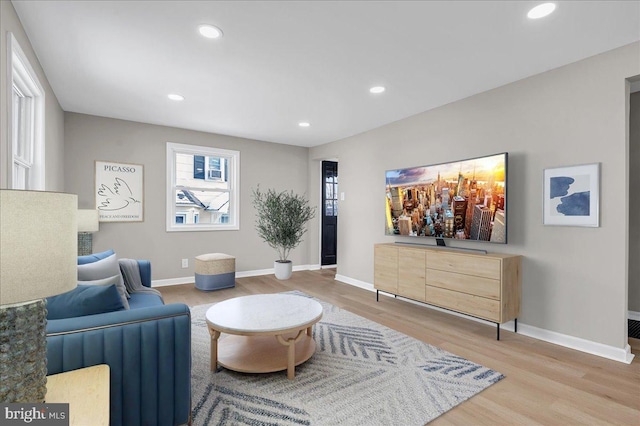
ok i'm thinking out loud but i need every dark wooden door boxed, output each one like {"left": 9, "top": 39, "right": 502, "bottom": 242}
{"left": 321, "top": 161, "right": 338, "bottom": 266}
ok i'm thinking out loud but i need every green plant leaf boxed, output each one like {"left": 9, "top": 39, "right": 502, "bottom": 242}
{"left": 252, "top": 187, "right": 316, "bottom": 262}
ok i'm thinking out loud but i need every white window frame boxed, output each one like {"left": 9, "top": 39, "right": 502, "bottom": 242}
{"left": 166, "top": 142, "right": 240, "bottom": 232}
{"left": 7, "top": 33, "right": 45, "bottom": 190}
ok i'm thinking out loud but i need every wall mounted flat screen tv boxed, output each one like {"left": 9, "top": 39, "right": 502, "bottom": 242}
{"left": 385, "top": 152, "right": 508, "bottom": 244}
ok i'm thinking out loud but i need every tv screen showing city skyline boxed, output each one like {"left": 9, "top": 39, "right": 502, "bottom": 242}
{"left": 385, "top": 152, "right": 508, "bottom": 243}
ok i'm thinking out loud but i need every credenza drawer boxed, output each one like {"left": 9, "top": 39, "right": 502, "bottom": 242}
{"left": 426, "top": 268, "right": 500, "bottom": 300}
{"left": 426, "top": 251, "right": 501, "bottom": 280}
{"left": 426, "top": 285, "right": 500, "bottom": 322}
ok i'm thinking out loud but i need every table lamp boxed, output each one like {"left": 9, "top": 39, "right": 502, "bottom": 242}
{"left": 0, "top": 190, "right": 77, "bottom": 402}
{"left": 77, "top": 209, "right": 99, "bottom": 255}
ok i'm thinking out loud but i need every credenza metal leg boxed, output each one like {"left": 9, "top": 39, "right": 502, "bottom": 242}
{"left": 515, "top": 318, "right": 518, "bottom": 333}
{"left": 496, "top": 323, "right": 500, "bottom": 341}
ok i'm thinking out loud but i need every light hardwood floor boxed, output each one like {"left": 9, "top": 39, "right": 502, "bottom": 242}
{"left": 159, "top": 269, "right": 640, "bottom": 425}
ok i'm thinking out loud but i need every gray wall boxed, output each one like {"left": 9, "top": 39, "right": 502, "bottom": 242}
{"left": 64, "top": 113, "right": 310, "bottom": 280}
{"left": 630, "top": 92, "right": 640, "bottom": 313}
{"left": 0, "top": 1, "right": 65, "bottom": 191}
{"left": 309, "top": 42, "right": 640, "bottom": 350}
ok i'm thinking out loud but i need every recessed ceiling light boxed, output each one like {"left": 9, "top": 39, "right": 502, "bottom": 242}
{"left": 168, "top": 94, "right": 184, "bottom": 101}
{"left": 370, "top": 86, "right": 386, "bottom": 94}
{"left": 527, "top": 3, "right": 556, "bottom": 19}
{"left": 298, "top": 122, "right": 311, "bottom": 128}
{"left": 198, "top": 24, "right": 223, "bottom": 39}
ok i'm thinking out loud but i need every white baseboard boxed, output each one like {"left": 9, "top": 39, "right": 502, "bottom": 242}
{"left": 293, "top": 264, "right": 315, "bottom": 273}
{"left": 153, "top": 264, "right": 317, "bottom": 285}
{"left": 628, "top": 310, "right": 640, "bottom": 321}
{"left": 235, "top": 268, "right": 273, "bottom": 278}
{"left": 334, "top": 274, "right": 635, "bottom": 364}
{"left": 517, "top": 323, "right": 635, "bottom": 364}
{"left": 334, "top": 274, "right": 374, "bottom": 291}
{"left": 152, "top": 276, "right": 194, "bottom": 287}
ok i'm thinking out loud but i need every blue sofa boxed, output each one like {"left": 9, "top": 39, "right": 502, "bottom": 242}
{"left": 46, "top": 251, "right": 191, "bottom": 426}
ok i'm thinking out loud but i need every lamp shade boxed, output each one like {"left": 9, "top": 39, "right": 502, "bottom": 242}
{"left": 77, "top": 209, "right": 99, "bottom": 233}
{"left": 0, "top": 190, "right": 78, "bottom": 305}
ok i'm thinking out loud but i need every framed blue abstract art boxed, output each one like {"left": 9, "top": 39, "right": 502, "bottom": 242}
{"left": 543, "top": 163, "right": 600, "bottom": 227}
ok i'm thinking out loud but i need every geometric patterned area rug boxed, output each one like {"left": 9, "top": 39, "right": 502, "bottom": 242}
{"left": 190, "top": 292, "right": 504, "bottom": 425}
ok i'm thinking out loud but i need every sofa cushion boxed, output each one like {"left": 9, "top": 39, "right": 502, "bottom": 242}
{"left": 77, "top": 252, "right": 130, "bottom": 309}
{"left": 127, "top": 293, "right": 164, "bottom": 309}
{"left": 46, "top": 284, "right": 125, "bottom": 320}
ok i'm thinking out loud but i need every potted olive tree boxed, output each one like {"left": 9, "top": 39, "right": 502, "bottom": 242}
{"left": 252, "top": 187, "right": 316, "bottom": 280}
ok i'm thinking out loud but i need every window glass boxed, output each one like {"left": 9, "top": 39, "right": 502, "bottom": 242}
{"left": 9, "top": 33, "right": 44, "bottom": 190}
{"left": 167, "top": 143, "right": 239, "bottom": 231}
{"left": 193, "top": 155, "right": 205, "bottom": 180}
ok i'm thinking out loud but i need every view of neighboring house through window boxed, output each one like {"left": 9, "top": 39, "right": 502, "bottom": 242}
{"left": 8, "top": 33, "right": 45, "bottom": 190}
{"left": 166, "top": 142, "right": 239, "bottom": 231}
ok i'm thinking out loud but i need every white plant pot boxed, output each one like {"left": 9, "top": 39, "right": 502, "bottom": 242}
{"left": 274, "top": 260, "right": 293, "bottom": 280}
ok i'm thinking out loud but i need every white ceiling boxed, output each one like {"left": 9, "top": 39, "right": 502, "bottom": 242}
{"left": 12, "top": 1, "right": 640, "bottom": 147}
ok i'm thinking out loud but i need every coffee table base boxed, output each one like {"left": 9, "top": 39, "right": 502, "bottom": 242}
{"left": 215, "top": 332, "right": 316, "bottom": 379}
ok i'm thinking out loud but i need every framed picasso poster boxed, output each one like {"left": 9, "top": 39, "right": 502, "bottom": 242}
{"left": 95, "top": 160, "right": 144, "bottom": 222}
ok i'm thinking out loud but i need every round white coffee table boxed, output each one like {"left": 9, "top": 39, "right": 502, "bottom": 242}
{"left": 206, "top": 293, "right": 323, "bottom": 379}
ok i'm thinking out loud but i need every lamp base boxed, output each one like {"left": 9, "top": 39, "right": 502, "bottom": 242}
{"left": 78, "top": 232, "right": 93, "bottom": 256}
{"left": 0, "top": 299, "right": 48, "bottom": 402}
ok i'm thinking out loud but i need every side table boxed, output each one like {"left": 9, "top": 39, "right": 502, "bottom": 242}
{"left": 46, "top": 364, "right": 110, "bottom": 425}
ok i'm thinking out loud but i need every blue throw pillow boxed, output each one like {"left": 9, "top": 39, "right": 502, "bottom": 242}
{"left": 46, "top": 284, "right": 125, "bottom": 320}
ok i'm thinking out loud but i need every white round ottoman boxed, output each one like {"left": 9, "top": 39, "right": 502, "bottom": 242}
{"left": 195, "top": 253, "right": 236, "bottom": 291}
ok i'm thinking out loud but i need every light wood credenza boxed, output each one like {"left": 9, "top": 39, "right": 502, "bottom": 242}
{"left": 374, "top": 243, "right": 522, "bottom": 340}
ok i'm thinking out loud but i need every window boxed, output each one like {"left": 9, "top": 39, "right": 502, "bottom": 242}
{"left": 167, "top": 142, "right": 239, "bottom": 231}
{"left": 193, "top": 155, "right": 227, "bottom": 182}
{"left": 8, "top": 33, "right": 45, "bottom": 190}
{"left": 207, "top": 156, "right": 226, "bottom": 181}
